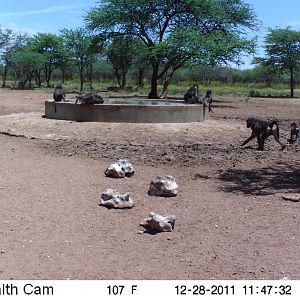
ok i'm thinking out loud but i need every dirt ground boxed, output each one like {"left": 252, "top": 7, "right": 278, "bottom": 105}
{"left": 0, "top": 89, "right": 299, "bottom": 280}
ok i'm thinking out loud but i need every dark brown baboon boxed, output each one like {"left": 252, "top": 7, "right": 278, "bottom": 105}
{"left": 241, "top": 117, "right": 286, "bottom": 150}
{"left": 53, "top": 85, "right": 65, "bottom": 102}
{"left": 202, "top": 89, "right": 213, "bottom": 113}
{"left": 290, "top": 122, "right": 299, "bottom": 144}
{"left": 184, "top": 84, "right": 199, "bottom": 104}
{"left": 75, "top": 93, "right": 104, "bottom": 104}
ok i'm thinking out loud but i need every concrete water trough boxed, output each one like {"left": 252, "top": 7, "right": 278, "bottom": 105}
{"left": 44, "top": 98, "right": 209, "bottom": 123}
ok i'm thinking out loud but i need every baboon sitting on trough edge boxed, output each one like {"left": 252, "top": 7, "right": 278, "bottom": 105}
{"left": 184, "top": 84, "right": 200, "bottom": 103}
{"left": 290, "top": 122, "right": 299, "bottom": 144}
{"left": 75, "top": 93, "right": 104, "bottom": 104}
{"left": 53, "top": 84, "right": 65, "bottom": 102}
{"left": 241, "top": 117, "right": 286, "bottom": 151}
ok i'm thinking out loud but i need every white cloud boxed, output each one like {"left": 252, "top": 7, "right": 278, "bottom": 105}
{"left": 1, "top": 22, "right": 38, "bottom": 35}
{"left": 0, "top": 5, "right": 84, "bottom": 18}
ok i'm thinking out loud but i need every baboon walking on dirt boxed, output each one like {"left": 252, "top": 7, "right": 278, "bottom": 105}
{"left": 241, "top": 117, "right": 286, "bottom": 151}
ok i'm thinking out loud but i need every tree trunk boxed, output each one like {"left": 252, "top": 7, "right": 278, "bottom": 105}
{"left": 79, "top": 59, "right": 84, "bottom": 92}
{"left": 35, "top": 70, "right": 41, "bottom": 87}
{"left": 148, "top": 63, "right": 160, "bottom": 99}
{"left": 160, "top": 77, "right": 170, "bottom": 99}
{"left": 137, "top": 68, "right": 144, "bottom": 88}
{"left": 290, "top": 67, "right": 294, "bottom": 98}
{"left": 45, "top": 64, "right": 51, "bottom": 87}
{"left": 115, "top": 69, "right": 121, "bottom": 88}
{"left": 62, "top": 69, "right": 65, "bottom": 84}
{"left": 121, "top": 68, "right": 126, "bottom": 89}
{"left": 2, "top": 65, "right": 8, "bottom": 88}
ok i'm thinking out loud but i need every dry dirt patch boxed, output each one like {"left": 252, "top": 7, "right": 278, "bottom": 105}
{"left": 0, "top": 89, "right": 299, "bottom": 280}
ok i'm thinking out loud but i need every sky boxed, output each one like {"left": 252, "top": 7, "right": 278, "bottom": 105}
{"left": 0, "top": 0, "right": 96, "bottom": 34}
{"left": 1, "top": 0, "right": 300, "bottom": 68}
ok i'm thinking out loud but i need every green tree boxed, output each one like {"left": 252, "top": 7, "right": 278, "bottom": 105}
{"left": 1, "top": 31, "right": 29, "bottom": 87}
{"left": 0, "top": 26, "right": 12, "bottom": 49}
{"left": 86, "top": 0, "right": 257, "bottom": 98}
{"left": 258, "top": 27, "right": 300, "bottom": 97}
{"left": 11, "top": 50, "right": 45, "bottom": 89}
{"left": 60, "top": 28, "right": 98, "bottom": 92}
{"left": 106, "top": 37, "right": 137, "bottom": 88}
{"left": 30, "top": 33, "right": 65, "bottom": 87}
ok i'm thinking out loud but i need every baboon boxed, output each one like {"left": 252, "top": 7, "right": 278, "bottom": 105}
{"left": 53, "top": 85, "right": 65, "bottom": 102}
{"left": 241, "top": 117, "right": 286, "bottom": 151}
{"left": 290, "top": 122, "right": 299, "bottom": 144}
{"left": 184, "top": 84, "right": 200, "bottom": 104}
{"left": 75, "top": 93, "right": 104, "bottom": 104}
{"left": 202, "top": 89, "right": 213, "bottom": 113}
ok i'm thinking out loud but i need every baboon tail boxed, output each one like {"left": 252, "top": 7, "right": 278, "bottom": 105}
{"left": 270, "top": 120, "right": 279, "bottom": 136}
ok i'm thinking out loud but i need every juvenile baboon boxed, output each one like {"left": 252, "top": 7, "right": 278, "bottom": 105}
{"left": 75, "top": 93, "right": 104, "bottom": 104}
{"left": 290, "top": 122, "right": 299, "bottom": 144}
{"left": 53, "top": 85, "right": 65, "bottom": 102}
{"left": 184, "top": 84, "right": 200, "bottom": 103}
{"left": 202, "top": 89, "right": 213, "bottom": 113}
{"left": 241, "top": 117, "right": 286, "bottom": 151}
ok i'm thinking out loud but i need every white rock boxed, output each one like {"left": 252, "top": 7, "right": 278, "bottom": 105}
{"left": 104, "top": 163, "right": 126, "bottom": 178}
{"left": 100, "top": 188, "right": 134, "bottom": 209}
{"left": 104, "top": 160, "right": 135, "bottom": 178}
{"left": 140, "top": 212, "right": 176, "bottom": 233}
{"left": 117, "top": 159, "right": 135, "bottom": 177}
{"left": 148, "top": 175, "right": 178, "bottom": 197}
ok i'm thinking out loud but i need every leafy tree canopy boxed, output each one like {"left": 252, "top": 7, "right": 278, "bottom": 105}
{"left": 86, "top": 0, "right": 258, "bottom": 98}
{"left": 263, "top": 27, "right": 300, "bottom": 70}
{"left": 256, "top": 27, "right": 300, "bottom": 97}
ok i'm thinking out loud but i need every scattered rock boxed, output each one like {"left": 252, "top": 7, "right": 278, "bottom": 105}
{"left": 282, "top": 194, "right": 300, "bottom": 202}
{"left": 140, "top": 212, "right": 176, "bottom": 233}
{"left": 100, "top": 188, "right": 134, "bottom": 209}
{"left": 148, "top": 175, "right": 178, "bottom": 197}
{"left": 105, "top": 163, "right": 125, "bottom": 178}
{"left": 104, "top": 159, "right": 135, "bottom": 178}
{"left": 117, "top": 159, "right": 135, "bottom": 177}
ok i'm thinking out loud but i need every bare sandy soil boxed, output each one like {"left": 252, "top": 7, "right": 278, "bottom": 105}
{"left": 0, "top": 89, "right": 299, "bottom": 280}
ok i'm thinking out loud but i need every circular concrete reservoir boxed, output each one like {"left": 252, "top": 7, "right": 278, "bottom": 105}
{"left": 45, "top": 98, "right": 209, "bottom": 123}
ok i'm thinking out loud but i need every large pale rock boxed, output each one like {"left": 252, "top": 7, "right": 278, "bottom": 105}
{"left": 100, "top": 188, "right": 134, "bottom": 209}
{"left": 105, "top": 163, "right": 125, "bottom": 178}
{"left": 104, "top": 159, "right": 135, "bottom": 178}
{"left": 117, "top": 159, "right": 135, "bottom": 177}
{"left": 140, "top": 212, "right": 176, "bottom": 233}
{"left": 148, "top": 175, "right": 178, "bottom": 197}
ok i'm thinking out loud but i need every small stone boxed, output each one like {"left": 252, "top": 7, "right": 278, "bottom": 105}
{"left": 148, "top": 175, "right": 178, "bottom": 197}
{"left": 104, "top": 159, "right": 135, "bottom": 178}
{"left": 100, "top": 189, "right": 134, "bottom": 209}
{"left": 117, "top": 159, "right": 135, "bottom": 177}
{"left": 67, "top": 153, "right": 73, "bottom": 156}
{"left": 140, "top": 212, "right": 176, "bottom": 233}
{"left": 105, "top": 163, "right": 125, "bottom": 178}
